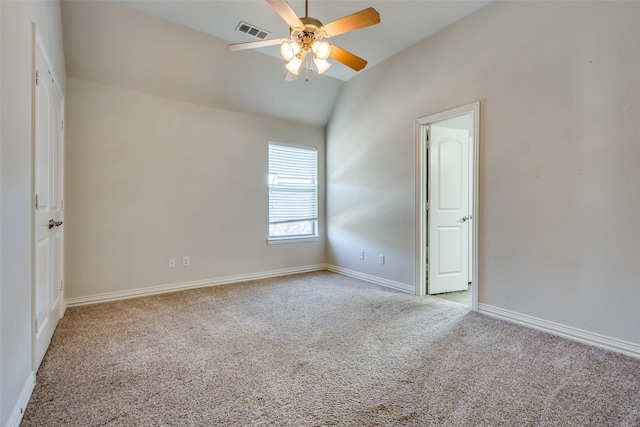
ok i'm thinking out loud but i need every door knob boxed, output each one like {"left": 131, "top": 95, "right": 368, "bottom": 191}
{"left": 49, "top": 219, "right": 63, "bottom": 229}
{"left": 458, "top": 216, "right": 469, "bottom": 223}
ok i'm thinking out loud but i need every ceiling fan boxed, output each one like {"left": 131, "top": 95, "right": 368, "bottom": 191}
{"left": 228, "top": 0, "right": 380, "bottom": 79}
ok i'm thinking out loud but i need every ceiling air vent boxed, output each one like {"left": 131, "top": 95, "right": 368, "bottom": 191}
{"left": 235, "top": 21, "right": 270, "bottom": 40}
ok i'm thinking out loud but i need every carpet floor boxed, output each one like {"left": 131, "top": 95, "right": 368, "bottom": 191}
{"left": 22, "top": 271, "right": 640, "bottom": 426}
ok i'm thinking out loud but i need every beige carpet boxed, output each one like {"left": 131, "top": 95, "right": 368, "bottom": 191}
{"left": 22, "top": 271, "right": 640, "bottom": 426}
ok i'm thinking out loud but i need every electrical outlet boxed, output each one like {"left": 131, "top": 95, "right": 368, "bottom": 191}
{"left": 360, "top": 251, "right": 365, "bottom": 260}
{"left": 182, "top": 256, "right": 190, "bottom": 267}
{"left": 168, "top": 258, "right": 176, "bottom": 269}
{"left": 378, "top": 254, "right": 385, "bottom": 264}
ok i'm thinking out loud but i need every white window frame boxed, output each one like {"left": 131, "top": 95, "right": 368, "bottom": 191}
{"left": 267, "top": 141, "right": 319, "bottom": 244}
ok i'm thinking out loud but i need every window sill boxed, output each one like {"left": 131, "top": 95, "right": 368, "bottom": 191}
{"left": 267, "top": 236, "right": 320, "bottom": 245}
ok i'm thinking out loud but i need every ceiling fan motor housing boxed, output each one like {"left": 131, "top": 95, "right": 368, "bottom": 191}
{"left": 291, "top": 17, "right": 325, "bottom": 51}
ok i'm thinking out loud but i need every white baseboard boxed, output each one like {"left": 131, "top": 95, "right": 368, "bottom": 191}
{"left": 66, "top": 264, "right": 327, "bottom": 307}
{"left": 5, "top": 372, "right": 35, "bottom": 427}
{"left": 479, "top": 303, "right": 640, "bottom": 360}
{"left": 326, "top": 264, "right": 414, "bottom": 294}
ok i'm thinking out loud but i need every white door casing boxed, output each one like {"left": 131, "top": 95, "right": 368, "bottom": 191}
{"left": 428, "top": 125, "right": 470, "bottom": 294}
{"left": 468, "top": 136, "right": 474, "bottom": 283}
{"left": 34, "top": 42, "right": 64, "bottom": 370}
{"left": 415, "top": 102, "right": 479, "bottom": 309}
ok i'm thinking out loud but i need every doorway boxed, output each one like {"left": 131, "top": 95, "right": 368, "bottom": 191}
{"left": 415, "top": 102, "right": 479, "bottom": 310}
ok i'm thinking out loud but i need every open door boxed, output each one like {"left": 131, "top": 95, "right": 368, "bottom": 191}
{"left": 415, "top": 102, "right": 479, "bottom": 310}
{"left": 34, "top": 41, "right": 65, "bottom": 370}
{"left": 427, "top": 125, "right": 469, "bottom": 294}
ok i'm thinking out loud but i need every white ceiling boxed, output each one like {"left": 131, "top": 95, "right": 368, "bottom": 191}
{"left": 62, "top": 1, "right": 490, "bottom": 126}
{"left": 115, "top": 0, "right": 491, "bottom": 81}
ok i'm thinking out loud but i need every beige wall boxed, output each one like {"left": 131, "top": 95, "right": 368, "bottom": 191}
{"left": 327, "top": 1, "right": 640, "bottom": 344}
{"left": 65, "top": 78, "right": 325, "bottom": 301}
{"left": 1, "top": 1, "right": 65, "bottom": 424}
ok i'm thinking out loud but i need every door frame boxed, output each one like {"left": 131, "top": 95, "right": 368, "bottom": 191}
{"left": 415, "top": 102, "right": 480, "bottom": 311}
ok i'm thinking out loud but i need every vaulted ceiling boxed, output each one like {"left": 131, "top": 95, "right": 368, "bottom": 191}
{"left": 61, "top": 1, "right": 490, "bottom": 127}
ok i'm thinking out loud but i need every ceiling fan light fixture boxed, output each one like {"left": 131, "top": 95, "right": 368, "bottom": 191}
{"left": 285, "top": 56, "right": 303, "bottom": 75}
{"left": 312, "top": 41, "right": 331, "bottom": 60}
{"left": 229, "top": 0, "right": 381, "bottom": 79}
{"left": 280, "top": 41, "right": 300, "bottom": 61}
{"left": 314, "top": 58, "right": 331, "bottom": 74}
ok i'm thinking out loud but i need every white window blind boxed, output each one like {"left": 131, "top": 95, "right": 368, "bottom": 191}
{"left": 268, "top": 142, "right": 317, "bottom": 238}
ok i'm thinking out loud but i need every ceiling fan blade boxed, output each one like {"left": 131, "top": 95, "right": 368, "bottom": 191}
{"left": 329, "top": 45, "right": 368, "bottom": 71}
{"left": 266, "top": 0, "right": 304, "bottom": 29}
{"left": 321, "top": 7, "right": 380, "bottom": 37}
{"left": 228, "top": 38, "right": 287, "bottom": 51}
{"left": 285, "top": 71, "right": 299, "bottom": 81}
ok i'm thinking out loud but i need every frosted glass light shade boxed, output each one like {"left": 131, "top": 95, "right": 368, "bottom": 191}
{"left": 285, "top": 57, "right": 303, "bottom": 75}
{"left": 280, "top": 41, "right": 300, "bottom": 61}
{"left": 314, "top": 58, "right": 331, "bottom": 74}
{"left": 312, "top": 41, "right": 331, "bottom": 60}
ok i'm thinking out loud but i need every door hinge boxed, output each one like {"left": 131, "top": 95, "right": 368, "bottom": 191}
{"left": 60, "top": 199, "right": 64, "bottom": 210}
{"left": 61, "top": 120, "right": 64, "bottom": 131}
{"left": 425, "top": 129, "right": 430, "bottom": 149}
{"left": 35, "top": 194, "right": 39, "bottom": 210}
{"left": 425, "top": 202, "right": 429, "bottom": 210}
{"left": 35, "top": 319, "right": 39, "bottom": 334}
{"left": 36, "top": 70, "right": 40, "bottom": 86}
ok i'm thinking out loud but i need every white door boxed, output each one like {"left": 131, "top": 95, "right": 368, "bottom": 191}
{"left": 428, "top": 125, "right": 469, "bottom": 294}
{"left": 34, "top": 45, "right": 64, "bottom": 370}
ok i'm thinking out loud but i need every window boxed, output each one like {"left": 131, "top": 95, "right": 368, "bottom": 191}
{"left": 268, "top": 142, "right": 318, "bottom": 240}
